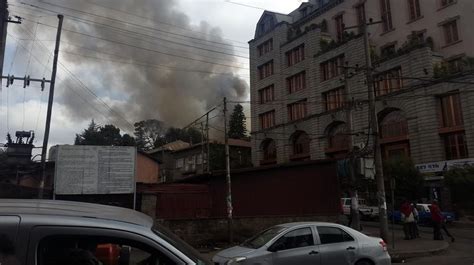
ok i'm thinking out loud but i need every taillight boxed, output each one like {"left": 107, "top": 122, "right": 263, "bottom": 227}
{"left": 379, "top": 240, "right": 388, "bottom": 252}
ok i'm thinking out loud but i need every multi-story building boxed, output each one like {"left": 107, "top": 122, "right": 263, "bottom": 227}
{"left": 249, "top": 0, "right": 474, "bottom": 202}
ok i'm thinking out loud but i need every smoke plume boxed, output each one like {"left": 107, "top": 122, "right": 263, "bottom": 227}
{"left": 27, "top": 0, "right": 249, "bottom": 131}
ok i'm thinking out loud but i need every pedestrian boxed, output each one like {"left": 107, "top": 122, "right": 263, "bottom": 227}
{"left": 429, "top": 200, "right": 455, "bottom": 242}
{"left": 412, "top": 202, "right": 420, "bottom": 238}
{"left": 400, "top": 200, "right": 415, "bottom": 240}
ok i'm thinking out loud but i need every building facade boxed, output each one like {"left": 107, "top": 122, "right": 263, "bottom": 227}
{"left": 249, "top": 0, "right": 474, "bottom": 189}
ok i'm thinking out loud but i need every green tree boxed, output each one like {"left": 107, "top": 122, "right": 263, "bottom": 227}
{"left": 445, "top": 165, "right": 474, "bottom": 211}
{"left": 75, "top": 120, "right": 135, "bottom": 146}
{"left": 134, "top": 119, "right": 165, "bottom": 151}
{"left": 163, "top": 127, "right": 202, "bottom": 144}
{"left": 228, "top": 104, "right": 247, "bottom": 139}
{"left": 383, "top": 157, "right": 424, "bottom": 201}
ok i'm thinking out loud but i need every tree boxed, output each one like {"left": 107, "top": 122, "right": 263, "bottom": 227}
{"left": 163, "top": 127, "right": 202, "bottom": 144}
{"left": 383, "top": 157, "right": 424, "bottom": 202}
{"left": 445, "top": 166, "right": 474, "bottom": 211}
{"left": 228, "top": 104, "right": 247, "bottom": 139}
{"left": 75, "top": 120, "right": 135, "bottom": 146}
{"left": 134, "top": 119, "right": 166, "bottom": 151}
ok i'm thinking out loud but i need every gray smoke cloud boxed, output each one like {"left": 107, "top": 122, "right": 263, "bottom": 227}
{"left": 32, "top": 0, "right": 248, "bottom": 131}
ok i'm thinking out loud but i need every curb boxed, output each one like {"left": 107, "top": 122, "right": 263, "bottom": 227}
{"left": 389, "top": 241, "right": 449, "bottom": 261}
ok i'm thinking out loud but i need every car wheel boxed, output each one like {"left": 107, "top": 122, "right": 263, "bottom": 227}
{"left": 356, "top": 259, "right": 374, "bottom": 265}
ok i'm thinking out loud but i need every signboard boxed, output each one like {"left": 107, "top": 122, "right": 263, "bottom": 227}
{"left": 52, "top": 145, "right": 136, "bottom": 195}
{"left": 416, "top": 158, "right": 474, "bottom": 174}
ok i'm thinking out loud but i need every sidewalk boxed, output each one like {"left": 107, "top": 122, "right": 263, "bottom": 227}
{"left": 362, "top": 226, "right": 449, "bottom": 260}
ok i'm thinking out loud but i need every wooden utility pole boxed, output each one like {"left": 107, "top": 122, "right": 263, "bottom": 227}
{"left": 362, "top": 17, "right": 389, "bottom": 241}
{"left": 206, "top": 112, "right": 210, "bottom": 173}
{"left": 200, "top": 122, "right": 205, "bottom": 173}
{"left": 223, "top": 97, "right": 233, "bottom": 243}
{"left": 39, "top": 14, "right": 63, "bottom": 199}
{"left": 0, "top": 0, "right": 8, "bottom": 79}
{"left": 343, "top": 64, "right": 361, "bottom": 231}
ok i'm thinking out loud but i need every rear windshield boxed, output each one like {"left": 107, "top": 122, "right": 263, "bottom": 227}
{"left": 153, "top": 224, "right": 209, "bottom": 265}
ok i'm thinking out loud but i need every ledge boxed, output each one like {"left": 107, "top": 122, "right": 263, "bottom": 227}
{"left": 406, "top": 15, "right": 424, "bottom": 25}
{"left": 380, "top": 28, "right": 396, "bottom": 37}
{"left": 437, "top": 1, "right": 457, "bottom": 11}
{"left": 442, "top": 40, "right": 463, "bottom": 49}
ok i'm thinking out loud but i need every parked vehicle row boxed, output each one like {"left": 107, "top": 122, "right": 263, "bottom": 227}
{"left": 341, "top": 198, "right": 379, "bottom": 221}
{"left": 388, "top": 203, "right": 455, "bottom": 225}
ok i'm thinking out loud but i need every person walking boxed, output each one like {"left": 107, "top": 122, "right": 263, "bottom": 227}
{"left": 400, "top": 200, "right": 415, "bottom": 240}
{"left": 412, "top": 202, "right": 420, "bottom": 238}
{"left": 429, "top": 200, "right": 455, "bottom": 242}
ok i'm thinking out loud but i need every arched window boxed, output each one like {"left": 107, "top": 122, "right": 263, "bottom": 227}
{"left": 261, "top": 139, "right": 277, "bottom": 165}
{"left": 290, "top": 131, "right": 310, "bottom": 160}
{"left": 379, "top": 109, "right": 410, "bottom": 159}
{"left": 325, "top": 122, "right": 350, "bottom": 158}
{"left": 379, "top": 110, "right": 408, "bottom": 139}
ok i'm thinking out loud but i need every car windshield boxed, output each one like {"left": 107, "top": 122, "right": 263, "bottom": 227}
{"left": 241, "top": 226, "right": 286, "bottom": 249}
{"left": 152, "top": 223, "right": 210, "bottom": 265}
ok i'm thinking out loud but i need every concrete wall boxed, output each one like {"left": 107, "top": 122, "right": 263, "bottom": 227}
{"left": 157, "top": 215, "right": 339, "bottom": 247}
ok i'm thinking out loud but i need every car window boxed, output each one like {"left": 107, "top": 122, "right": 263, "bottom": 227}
{"left": 269, "top": 228, "right": 314, "bottom": 251}
{"left": 344, "top": 200, "right": 351, "bottom": 206}
{"left": 241, "top": 226, "right": 286, "bottom": 249}
{"left": 37, "top": 235, "right": 177, "bottom": 265}
{"left": 317, "top": 227, "right": 354, "bottom": 244}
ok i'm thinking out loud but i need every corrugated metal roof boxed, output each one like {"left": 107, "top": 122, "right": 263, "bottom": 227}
{"left": 147, "top": 140, "right": 191, "bottom": 154}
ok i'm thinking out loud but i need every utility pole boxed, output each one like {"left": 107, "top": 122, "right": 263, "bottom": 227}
{"left": 200, "top": 122, "right": 205, "bottom": 173}
{"left": 0, "top": 0, "right": 8, "bottom": 78}
{"left": 362, "top": 17, "right": 389, "bottom": 241}
{"left": 223, "top": 97, "right": 233, "bottom": 243}
{"left": 343, "top": 64, "right": 361, "bottom": 231}
{"left": 206, "top": 112, "right": 210, "bottom": 173}
{"left": 39, "top": 14, "right": 63, "bottom": 199}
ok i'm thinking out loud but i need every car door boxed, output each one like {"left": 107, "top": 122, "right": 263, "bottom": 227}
{"left": 269, "top": 227, "right": 320, "bottom": 265}
{"left": 316, "top": 226, "right": 358, "bottom": 265}
{"left": 0, "top": 216, "right": 24, "bottom": 265}
{"left": 25, "top": 226, "right": 187, "bottom": 265}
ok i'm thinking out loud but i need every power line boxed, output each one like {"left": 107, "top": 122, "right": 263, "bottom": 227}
{"left": 20, "top": 1, "right": 250, "bottom": 50}
{"left": 35, "top": 21, "right": 250, "bottom": 71}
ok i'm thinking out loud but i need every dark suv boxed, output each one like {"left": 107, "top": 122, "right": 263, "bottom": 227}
{"left": 0, "top": 199, "right": 209, "bottom": 265}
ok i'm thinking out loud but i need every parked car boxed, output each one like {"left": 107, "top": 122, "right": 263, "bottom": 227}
{"left": 212, "top": 222, "right": 390, "bottom": 265}
{"left": 0, "top": 199, "right": 209, "bottom": 265}
{"left": 341, "top": 198, "right": 379, "bottom": 220}
{"left": 388, "top": 203, "right": 455, "bottom": 225}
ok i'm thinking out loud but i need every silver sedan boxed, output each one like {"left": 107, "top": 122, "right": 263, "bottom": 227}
{"left": 212, "top": 222, "right": 390, "bottom": 265}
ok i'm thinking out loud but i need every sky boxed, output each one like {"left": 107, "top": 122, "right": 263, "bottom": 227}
{"left": 0, "top": 0, "right": 304, "bottom": 155}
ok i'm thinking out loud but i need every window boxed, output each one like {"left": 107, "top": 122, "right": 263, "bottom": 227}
{"left": 259, "top": 111, "right": 275, "bottom": 129}
{"left": 287, "top": 71, "right": 306, "bottom": 93}
{"left": 439, "top": 93, "right": 463, "bottom": 128}
{"left": 444, "top": 132, "right": 468, "bottom": 160}
{"left": 441, "top": 0, "right": 455, "bottom": 7}
{"left": 380, "top": 0, "right": 393, "bottom": 32}
{"left": 261, "top": 139, "right": 277, "bottom": 162}
{"left": 287, "top": 100, "right": 308, "bottom": 121}
{"left": 380, "top": 110, "right": 409, "bottom": 139}
{"left": 374, "top": 67, "right": 402, "bottom": 96}
{"left": 408, "top": 0, "right": 422, "bottom": 20}
{"left": 38, "top": 235, "right": 178, "bottom": 265}
{"left": 175, "top": 158, "right": 184, "bottom": 169}
{"left": 258, "top": 39, "right": 273, "bottom": 56}
{"left": 292, "top": 131, "right": 310, "bottom": 156}
{"left": 381, "top": 44, "right": 396, "bottom": 57}
{"left": 442, "top": 20, "right": 459, "bottom": 45}
{"left": 258, "top": 61, "right": 274, "bottom": 80}
{"left": 320, "top": 54, "right": 344, "bottom": 81}
{"left": 270, "top": 228, "right": 314, "bottom": 251}
{"left": 286, "top": 44, "right": 305, "bottom": 67}
{"left": 327, "top": 123, "right": 350, "bottom": 153}
{"left": 317, "top": 226, "right": 354, "bottom": 244}
{"left": 323, "top": 86, "right": 345, "bottom": 111}
{"left": 355, "top": 3, "right": 366, "bottom": 32}
{"left": 184, "top": 155, "right": 196, "bottom": 171}
{"left": 335, "top": 14, "right": 344, "bottom": 42}
{"left": 258, "top": 85, "right": 275, "bottom": 104}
